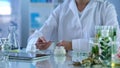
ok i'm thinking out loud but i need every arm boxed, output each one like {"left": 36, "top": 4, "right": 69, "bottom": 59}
{"left": 38, "top": 4, "right": 62, "bottom": 41}
{"left": 26, "top": 5, "right": 62, "bottom": 52}
{"left": 102, "top": 2, "right": 120, "bottom": 41}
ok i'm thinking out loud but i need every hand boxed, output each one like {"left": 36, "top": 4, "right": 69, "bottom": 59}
{"left": 57, "top": 41, "right": 72, "bottom": 51}
{"left": 35, "top": 37, "right": 51, "bottom": 50}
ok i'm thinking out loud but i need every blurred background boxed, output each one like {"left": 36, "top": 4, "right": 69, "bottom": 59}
{"left": 0, "top": 0, "right": 119, "bottom": 48}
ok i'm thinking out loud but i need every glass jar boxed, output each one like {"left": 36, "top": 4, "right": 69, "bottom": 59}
{"left": 7, "top": 25, "right": 19, "bottom": 52}
{"left": 98, "top": 29, "right": 112, "bottom": 66}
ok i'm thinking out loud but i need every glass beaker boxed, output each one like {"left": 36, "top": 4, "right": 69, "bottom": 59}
{"left": 7, "top": 25, "right": 20, "bottom": 51}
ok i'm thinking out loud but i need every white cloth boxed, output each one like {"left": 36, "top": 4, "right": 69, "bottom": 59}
{"left": 26, "top": 0, "right": 120, "bottom": 52}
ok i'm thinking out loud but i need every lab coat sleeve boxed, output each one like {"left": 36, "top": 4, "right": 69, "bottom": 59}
{"left": 26, "top": 5, "right": 61, "bottom": 52}
{"left": 102, "top": 2, "right": 120, "bottom": 41}
{"left": 26, "top": 30, "right": 43, "bottom": 52}
{"left": 72, "top": 39, "right": 89, "bottom": 52}
{"left": 38, "top": 4, "right": 64, "bottom": 42}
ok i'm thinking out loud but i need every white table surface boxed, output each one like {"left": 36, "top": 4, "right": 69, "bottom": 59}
{"left": 0, "top": 50, "right": 120, "bottom": 68}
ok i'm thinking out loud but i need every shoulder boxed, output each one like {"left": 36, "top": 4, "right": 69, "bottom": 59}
{"left": 92, "top": 0, "right": 115, "bottom": 12}
{"left": 95, "top": 0, "right": 115, "bottom": 8}
{"left": 53, "top": 0, "right": 70, "bottom": 11}
{"left": 59, "top": 0, "right": 71, "bottom": 10}
{"left": 95, "top": 0, "right": 107, "bottom": 2}
{"left": 53, "top": 0, "right": 71, "bottom": 14}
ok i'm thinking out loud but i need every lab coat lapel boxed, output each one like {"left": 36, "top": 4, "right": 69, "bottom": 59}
{"left": 80, "top": 0, "right": 95, "bottom": 19}
{"left": 69, "top": 0, "right": 95, "bottom": 17}
{"left": 69, "top": 0, "right": 78, "bottom": 18}
{"left": 69, "top": 0, "right": 82, "bottom": 28}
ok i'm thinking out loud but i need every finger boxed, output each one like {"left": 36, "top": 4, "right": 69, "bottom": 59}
{"left": 35, "top": 41, "right": 51, "bottom": 50}
{"left": 47, "top": 41, "right": 52, "bottom": 45}
{"left": 36, "top": 37, "right": 42, "bottom": 42}
{"left": 35, "top": 42, "right": 46, "bottom": 46}
{"left": 36, "top": 43, "right": 46, "bottom": 49}
{"left": 35, "top": 41, "right": 48, "bottom": 48}
{"left": 39, "top": 42, "right": 51, "bottom": 50}
{"left": 40, "top": 37, "right": 47, "bottom": 43}
{"left": 57, "top": 42, "right": 63, "bottom": 46}
{"left": 42, "top": 43, "right": 51, "bottom": 50}
{"left": 37, "top": 42, "right": 47, "bottom": 44}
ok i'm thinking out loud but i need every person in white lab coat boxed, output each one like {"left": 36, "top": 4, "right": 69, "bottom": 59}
{"left": 26, "top": 0, "right": 120, "bottom": 52}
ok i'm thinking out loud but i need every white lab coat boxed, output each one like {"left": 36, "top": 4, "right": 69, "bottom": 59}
{"left": 26, "top": 0, "right": 120, "bottom": 52}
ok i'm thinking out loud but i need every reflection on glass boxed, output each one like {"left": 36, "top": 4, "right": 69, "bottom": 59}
{"left": 36, "top": 60, "right": 52, "bottom": 68}
{"left": 54, "top": 46, "right": 66, "bottom": 56}
{"left": 54, "top": 56, "right": 66, "bottom": 64}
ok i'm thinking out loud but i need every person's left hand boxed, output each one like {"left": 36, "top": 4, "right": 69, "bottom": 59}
{"left": 57, "top": 41, "right": 72, "bottom": 51}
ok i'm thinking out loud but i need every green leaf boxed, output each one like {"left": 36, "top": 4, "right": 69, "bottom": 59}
{"left": 100, "top": 55, "right": 105, "bottom": 60}
{"left": 101, "top": 51, "right": 106, "bottom": 56}
{"left": 106, "top": 40, "right": 110, "bottom": 43}
{"left": 92, "top": 45, "right": 99, "bottom": 56}
{"left": 100, "top": 46, "right": 104, "bottom": 50}
{"left": 106, "top": 46, "right": 110, "bottom": 50}
{"left": 100, "top": 41, "right": 104, "bottom": 46}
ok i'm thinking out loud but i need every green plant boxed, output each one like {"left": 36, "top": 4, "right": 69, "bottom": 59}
{"left": 99, "top": 37, "right": 111, "bottom": 61}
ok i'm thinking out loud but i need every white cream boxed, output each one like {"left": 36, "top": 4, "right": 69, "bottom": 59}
{"left": 54, "top": 46, "right": 66, "bottom": 56}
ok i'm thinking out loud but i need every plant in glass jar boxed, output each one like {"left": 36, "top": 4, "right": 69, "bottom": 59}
{"left": 99, "top": 30, "right": 112, "bottom": 66}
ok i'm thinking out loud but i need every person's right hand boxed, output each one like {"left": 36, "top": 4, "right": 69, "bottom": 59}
{"left": 35, "top": 37, "right": 51, "bottom": 50}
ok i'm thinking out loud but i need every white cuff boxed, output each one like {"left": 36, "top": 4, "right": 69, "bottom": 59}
{"left": 72, "top": 39, "right": 89, "bottom": 53}
{"left": 26, "top": 30, "right": 43, "bottom": 52}
{"left": 26, "top": 37, "right": 38, "bottom": 52}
